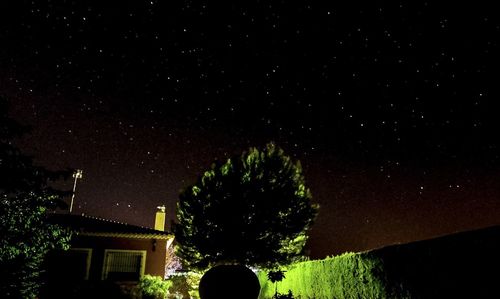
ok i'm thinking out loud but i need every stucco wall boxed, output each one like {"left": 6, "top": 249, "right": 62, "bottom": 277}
{"left": 71, "top": 235, "right": 168, "bottom": 280}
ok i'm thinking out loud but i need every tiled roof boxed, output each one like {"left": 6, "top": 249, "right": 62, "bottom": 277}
{"left": 48, "top": 213, "right": 173, "bottom": 240}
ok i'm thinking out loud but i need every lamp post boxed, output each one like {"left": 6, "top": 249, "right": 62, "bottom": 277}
{"left": 69, "top": 169, "right": 83, "bottom": 213}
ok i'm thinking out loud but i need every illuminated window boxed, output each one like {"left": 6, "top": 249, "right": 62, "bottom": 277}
{"left": 102, "top": 249, "right": 146, "bottom": 281}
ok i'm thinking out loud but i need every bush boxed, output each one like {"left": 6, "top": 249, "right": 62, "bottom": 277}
{"left": 137, "top": 275, "right": 172, "bottom": 299}
{"left": 166, "top": 272, "right": 202, "bottom": 299}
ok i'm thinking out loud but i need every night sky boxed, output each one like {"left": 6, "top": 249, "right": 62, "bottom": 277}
{"left": 1, "top": 1, "right": 500, "bottom": 258}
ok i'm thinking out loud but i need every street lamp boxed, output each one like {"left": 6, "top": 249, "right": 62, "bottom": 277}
{"left": 69, "top": 169, "right": 83, "bottom": 213}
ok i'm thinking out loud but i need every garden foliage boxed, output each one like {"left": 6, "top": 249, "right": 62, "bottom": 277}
{"left": 137, "top": 275, "right": 172, "bottom": 299}
{"left": 0, "top": 98, "right": 71, "bottom": 298}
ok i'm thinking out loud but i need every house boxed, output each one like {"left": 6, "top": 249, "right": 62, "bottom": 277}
{"left": 42, "top": 207, "right": 174, "bottom": 297}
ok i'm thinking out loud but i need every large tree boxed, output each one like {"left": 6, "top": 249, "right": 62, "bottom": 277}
{"left": 174, "top": 143, "right": 318, "bottom": 270}
{"left": 0, "top": 98, "right": 71, "bottom": 298}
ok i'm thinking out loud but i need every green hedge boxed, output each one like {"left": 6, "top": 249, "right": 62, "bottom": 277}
{"left": 258, "top": 252, "right": 401, "bottom": 299}
{"left": 258, "top": 225, "right": 500, "bottom": 299}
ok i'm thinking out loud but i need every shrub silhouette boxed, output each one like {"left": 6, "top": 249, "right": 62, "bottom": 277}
{"left": 198, "top": 265, "right": 260, "bottom": 299}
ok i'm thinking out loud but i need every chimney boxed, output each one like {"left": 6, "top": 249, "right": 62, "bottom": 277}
{"left": 155, "top": 205, "right": 166, "bottom": 231}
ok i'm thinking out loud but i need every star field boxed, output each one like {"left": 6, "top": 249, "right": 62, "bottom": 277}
{"left": 1, "top": 2, "right": 500, "bottom": 257}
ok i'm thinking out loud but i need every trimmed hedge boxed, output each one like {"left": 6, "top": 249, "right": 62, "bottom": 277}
{"left": 258, "top": 225, "right": 500, "bottom": 299}
{"left": 258, "top": 252, "right": 400, "bottom": 299}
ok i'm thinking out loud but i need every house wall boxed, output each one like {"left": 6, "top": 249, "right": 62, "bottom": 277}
{"left": 71, "top": 235, "right": 168, "bottom": 280}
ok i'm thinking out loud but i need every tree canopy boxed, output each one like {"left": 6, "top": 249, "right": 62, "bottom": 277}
{"left": 0, "top": 98, "right": 71, "bottom": 298}
{"left": 174, "top": 143, "right": 318, "bottom": 270}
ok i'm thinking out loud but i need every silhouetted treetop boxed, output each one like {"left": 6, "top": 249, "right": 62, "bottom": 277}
{"left": 174, "top": 142, "right": 318, "bottom": 270}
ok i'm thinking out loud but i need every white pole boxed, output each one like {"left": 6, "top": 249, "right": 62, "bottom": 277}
{"left": 69, "top": 169, "right": 83, "bottom": 213}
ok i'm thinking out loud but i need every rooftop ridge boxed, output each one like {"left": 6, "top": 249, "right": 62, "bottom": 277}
{"left": 47, "top": 212, "right": 172, "bottom": 236}
{"left": 76, "top": 213, "right": 154, "bottom": 230}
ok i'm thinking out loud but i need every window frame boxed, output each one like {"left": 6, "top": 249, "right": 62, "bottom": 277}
{"left": 101, "top": 249, "right": 147, "bottom": 281}
{"left": 67, "top": 247, "right": 92, "bottom": 280}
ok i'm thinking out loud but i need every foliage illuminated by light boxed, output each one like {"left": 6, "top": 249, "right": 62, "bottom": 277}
{"left": 0, "top": 97, "right": 72, "bottom": 299}
{"left": 174, "top": 142, "right": 318, "bottom": 270}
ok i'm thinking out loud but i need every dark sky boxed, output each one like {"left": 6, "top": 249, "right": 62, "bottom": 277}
{"left": 1, "top": 1, "right": 500, "bottom": 257}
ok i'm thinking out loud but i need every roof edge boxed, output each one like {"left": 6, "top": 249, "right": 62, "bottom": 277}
{"left": 79, "top": 231, "right": 174, "bottom": 240}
